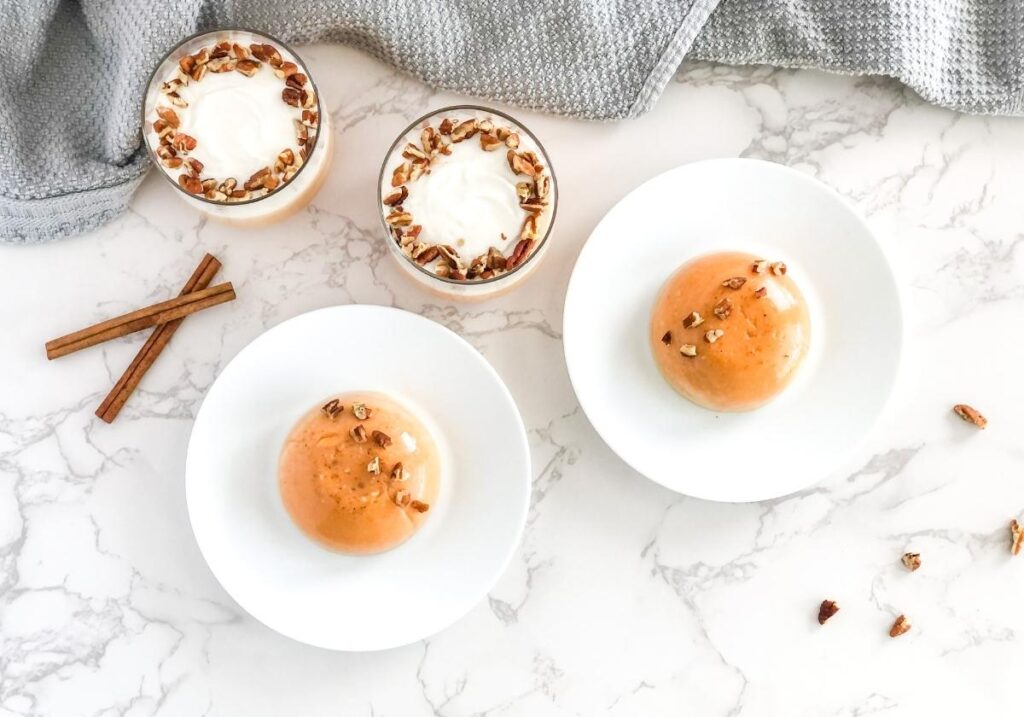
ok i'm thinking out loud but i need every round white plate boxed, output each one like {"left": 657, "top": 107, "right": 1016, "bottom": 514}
{"left": 186, "top": 305, "right": 530, "bottom": 650}
{"left": 563, "top": 159, "right": 902, "bottom": 502}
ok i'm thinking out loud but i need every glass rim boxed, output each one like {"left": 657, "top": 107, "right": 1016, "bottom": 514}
{"left": 141, "top": 27, "right": 325, "bottom": 208}
{"left": 376, "top": 104, "right": 558, "bottom": 288}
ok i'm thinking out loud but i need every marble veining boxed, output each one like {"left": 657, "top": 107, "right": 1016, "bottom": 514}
{"left": 2, "top": 45, "right": 1024, "bottom": 716}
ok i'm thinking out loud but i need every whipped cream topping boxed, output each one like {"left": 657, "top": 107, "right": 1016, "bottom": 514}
{"left": 175, "top": 68, "right": 299, "bottom": 180}
{"left": 401, "top": 141, "right": 524, "bottom": 260}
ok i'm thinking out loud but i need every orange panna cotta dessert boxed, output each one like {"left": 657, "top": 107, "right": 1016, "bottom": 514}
{"left": 649, "top": 251, "right": 811, "bottom": 412}
{"left": 278, "top": 392, "right": 441, "bottom": 554}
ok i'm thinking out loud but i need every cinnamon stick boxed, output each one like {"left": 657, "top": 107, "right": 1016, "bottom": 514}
{"left": 95, "top": 254, "right": 221, "bottom": 423}
{"left": 45, "top": 281, "right": 235, "bottom": 360}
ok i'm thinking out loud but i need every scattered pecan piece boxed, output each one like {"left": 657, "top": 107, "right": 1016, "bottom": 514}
{"left": 704, "top": 329, "right": 724, "bottom": 344}
{"left": 817, "top": 600, "right": 839, "bottom": 625}
{"left": 321, "top": 398, "right": 343, "bottom": 419}
{"left": 952, "top": 404, "right": 987, "bottom": 429}
{"left": 393, "top": 489, "right": 411, "bottom": 507}
{"left": 682, "top": 311, "right": 703, "bottom": 329}
{"left": 679, "top": 344, "right": 698, "bottom": 357}
{"left": 177, "top": 174, "right": 203, "bottom": 194}
{"left": 753, "top": 286, "right": 767, "bottom": 299}
{"left": 281, "top": 87, "right": 303, "bottom": 107}
{"left": 722, "top": 277, "right": 747, "bottom": 290}
{"left": 385, "top": 209, "right": 413, "bottom": 227}
{"left": 371, "top": 430, "right": 392, "bottom": 448}
{"left": 770, "top": 261, "right": 787, "bottom": 276}
{"left": 752, "top": 259, "right": 768, "bottom": 274}
{"left": 410, "top": 500, "right": 430, "bottom": 513}
{"left": 713, "top": 298, "right": 732, "bottom": 320}
{"left": 505, "top": 132, "right": 520, "bottom": 149}
{"left": 367, "top": 456, "right": 381, "bottom": 475}
{"left": 350, "top": 424, "right": 367, "bottom": 443}
{"left": 450, "top": 119, "right": 478, "bottom": 142}
{"left": 901, "top": 552, "right": 921, "bottom": 571}
{"left": 661, "top": 331, "right": 672, "bottom": 345}
{"left": 438, "top": 118, "right": 454, "bottom": 135}
{"left": 889, "top": 614, "right": 911, "bottom": 638}
{"left": 480, "top": 133, "right": 503, "bottom": 151}
{"left": 352, "top": 402, "right": 372, "bottom": 420}
{"left": 383, "top": 186, "right": 408, "bottom": 206}
{"left": 392, "top": 162, "right": 412, "bottom": 187}
{"left": 391, "top": 462, "right": 408, "bottom": 481}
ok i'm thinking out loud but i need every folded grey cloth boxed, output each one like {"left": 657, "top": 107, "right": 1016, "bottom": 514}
{"left": 2, "top": 0, "right": 1023, "bottom": 244}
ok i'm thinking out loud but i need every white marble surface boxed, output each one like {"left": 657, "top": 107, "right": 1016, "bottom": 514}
{"left": 3, "top": 45, "right": 1024, "bottom": 716}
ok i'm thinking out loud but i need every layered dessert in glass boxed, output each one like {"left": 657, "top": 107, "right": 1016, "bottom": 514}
{"left": 142, "top": 29, "right": 332, "bottom": 226}
{"left": 378, "top": 106, "right": 557, "bottom": 300}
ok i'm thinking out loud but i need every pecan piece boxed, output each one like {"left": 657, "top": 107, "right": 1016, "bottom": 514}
{"left": 505, "top": 132, "right": 520, "bottom": 149}
{"left": 901, "top": 552, "right": 921, "bottom": 571}
{"left": 713, "top": 298, "right": 732, "bottom": 320}
{"left": 177, "top": 174, "right": 203, "bottom": 194}
{"left": 281, "top": 87, "right": 303, "bottom": 107}
{"left": 682, "top": 311, "right": 703, "bottom": 329}
{"left": 770, "top": 261, "right": 787, "bottom": 276}
{"left": 393, "top": 489, "right": 411, "bottom": 507}
{"left": 383, "top": 186, "right": 408, "bottom": 206}
{"left": 679, "top": 344, "right": 697, "bottom": 357}
{"left": 410, "top": 500, "right": 430, "bottom": 513}
{"left": 321, "top": 398, "right": 343, "bottom": 418}
{"left": 352, "top": 402, "right": 372, "bottom": 420}
{"left": 392, "top": 162, "right": 412, "bottom": 187}
{"left": 438, "top": 118, "right": 454, "bottom": 135}
{"left": 817, "top": 600, "right": 839, "bottom": 625}
{"left": 722, "top": 276, "right": 747, "bottom": 290}
{"left": 889, "top": 614, "right": 911, "bottom": 638}
{"left": 367, "top": 456, "right": 381, "bottom": 475}
{"left": 752, "top": 259, "right": 768, "bottom": 274}
{"left": 350, "top": 424, "right": 367, "bottom": 443}
{"left": 155, "top": 106, "right": 180, "bottom": 128}
{"left": 661, "top": 331, "right": 672, "bottom": 345}
{"left": 385, "top": 209, "right": 413, "bottom": 227}
{"left": 450, "top": 119, "right": 478, "bottom": 142}
{"left": 371, "top": 430, "right": 392, "bottom": 448}
{"left": 753, "top": 287, "right": 767, "bottom": 299}
{"left": 704, "top": 329, "right": 724, "bottom": 344}
{"left": 235, "top": 59, "right": 261, "bottom": 76}
{"left": 391, "top": 462, "right": 408, "bottom": 482}
{"left": 952, "top": 404, "right": 986, "bottom": 429}
{"left": 480, "top": 133, "right": 503, "bottom": 151}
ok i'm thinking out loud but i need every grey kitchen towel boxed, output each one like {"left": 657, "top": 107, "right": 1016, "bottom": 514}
{"left": 2, "top": 0, "right": 1023, "bottom": 244}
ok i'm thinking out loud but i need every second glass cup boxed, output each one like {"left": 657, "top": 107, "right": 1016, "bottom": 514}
{"left": 378, "top": 106, "right": 557, "bottom": 300}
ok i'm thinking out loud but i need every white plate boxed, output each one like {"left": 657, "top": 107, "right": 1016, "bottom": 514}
{"left": 186, "top": 305, "right": 530, "bottom": 650}
{"left": 563, "top": 159, "right": 902, "bottom": 502}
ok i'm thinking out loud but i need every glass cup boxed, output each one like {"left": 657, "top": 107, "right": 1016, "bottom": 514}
{"left": 377, "top": 105, "right": 557, "bottom": 300}
{"left": 142, "top": 28, "right": 332, "bottom": 227}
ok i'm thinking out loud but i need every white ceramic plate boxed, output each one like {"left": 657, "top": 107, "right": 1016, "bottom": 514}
{"left": 186, "top": 305, "right": 530, "bottom": 650}
{"left": 563, "top": 159, "right": 902, "bottom": 502}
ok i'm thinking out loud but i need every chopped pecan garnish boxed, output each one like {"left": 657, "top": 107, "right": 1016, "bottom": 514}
{"left": 682, "top": 311, "right": 704, "bottom": 329}
{"left": 450, "top": 119, "right": 478, "bottom": 142}
{"left": 704, "top": 329, "right": 724, "bottom": 343}
{"left": 713, "top": 298, "right": 732, "bottom": 320}
{"left": 770, "top": 261, "right": 787, "bottom": 276}
{"left": 383, "top": 186, "right": 408, "bottom": 206}
{"left": 350, "top": 424, "right": 367, "bottom": 443}
{"left": 952, "top": 404, "right": 987, "bottom": 429}
{"left": 352, "top": 402, "right": 372, "bottom": 420}
{"left": 393, "top": 489, "right": 411, "bottom": 507}
{"left": 752, "top": 259, "right": 768, "bottom": 274}
{"left": 410, "top": 500, "right": 430, "bottom": 513}
{"left": 480, "top": 133, "right": 503, "bottom": 151}
{"left": 371, "top": 430, "right": 392, "bottom": 448}
{"left": 901, "top": 552, "right": 921, "bottom": 571}
{"left": 722, "top": 277, "right": 747, "bottom": 290}
{"left": 661, "top": 331, "right": 672, "bottom": 345}
{"left": 753, "top": 286, "right": 767, "bottom": 299}
{"left": 679, "top": 344, "right": 698, "bottom": 357}
{"left": 321, "top": 398, "right": 343, "bottom": 419}
{"left": 367, "top": 456, "right": 381, "bottom": 475}
{"left": 391, "top": 462, "right": 408, "bottom": 481}
{"left": 385, "top": 209, "right": 413, "bottom": 227}
{"left": 889, "top": 614, "right": 911, "bottom": 638}
{"left": 817, "top": 600, "right": 839, "bottom": 625}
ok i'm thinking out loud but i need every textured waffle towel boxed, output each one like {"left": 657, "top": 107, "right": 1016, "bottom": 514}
{"left": 2, "top": 0, "right": 1023, "bottom": 244}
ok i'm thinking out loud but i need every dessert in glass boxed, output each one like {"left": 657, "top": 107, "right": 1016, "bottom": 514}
{"left": 378, "top": 105, "right": 557, "bottom": 300}
{"left": 650, "top": 251, "right": 811, "bottom": 412}
{"left": 278, "top": 392, "right": 441, "bottom": 555}
{"left": 142, "top": 29, "right": 332, "bottom": 226}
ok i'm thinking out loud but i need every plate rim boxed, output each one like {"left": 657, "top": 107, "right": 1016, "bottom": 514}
{"left": 185, "top": 303, "right": 532, "bottom": 651}
{"left": 562, "top": 157, "right": 904, "bottom": 503}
